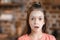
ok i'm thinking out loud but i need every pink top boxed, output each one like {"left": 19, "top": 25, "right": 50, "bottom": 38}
{"left": 18, "top": 33, "right": 56, "bottom": 40}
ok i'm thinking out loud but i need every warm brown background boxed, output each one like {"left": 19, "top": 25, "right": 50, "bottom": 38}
{"left": 0, "top": 0, "right": 60, "bottom": 40}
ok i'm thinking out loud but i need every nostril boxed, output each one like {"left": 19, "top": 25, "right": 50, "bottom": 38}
{"left": 34, "top": 21, "right": 38, "bottom": 25}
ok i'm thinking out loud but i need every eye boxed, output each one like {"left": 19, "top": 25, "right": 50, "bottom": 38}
{"left": 31, "top": 18, "right": 34, "bottom": 20}
{"left": 39, "top": 18, "right": 42, "bottom": 20}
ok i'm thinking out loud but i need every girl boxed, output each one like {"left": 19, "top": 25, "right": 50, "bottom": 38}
{"left": 18, "top": 3, "right": 56, "bottom": 40}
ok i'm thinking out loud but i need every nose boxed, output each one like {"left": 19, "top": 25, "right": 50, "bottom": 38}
{"left": 34, "top": 19, "right": 38, "bottom": 25}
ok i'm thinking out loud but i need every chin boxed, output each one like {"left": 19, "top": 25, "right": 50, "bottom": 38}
{"left": 32, "top": 29, "right": 40, "bottom": 32}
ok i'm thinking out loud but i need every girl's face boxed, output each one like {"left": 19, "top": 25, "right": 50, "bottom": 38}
{"left": 29, "top": 9, "right": 45, "bottom": 32}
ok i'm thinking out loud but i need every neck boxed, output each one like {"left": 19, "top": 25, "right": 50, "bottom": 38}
{"left": 29, "top": 30, "right": 43, "bottom": 40}
{"left": 30, "top": 30, "right": 42, "bottom": 36}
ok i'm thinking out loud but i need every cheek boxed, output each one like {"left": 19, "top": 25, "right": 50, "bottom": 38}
{"left": 29, "top": 20, "right": 34, "bottom": 28}
{"left": 29, "top": 21, "right": 33, "bottom": 26}
{"left": 39, "top": 20, "right": 45, "bottom": 26}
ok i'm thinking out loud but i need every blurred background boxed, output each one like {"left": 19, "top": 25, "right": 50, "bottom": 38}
{"left": 0, "top": 0, "right": 60, "bottom": 40}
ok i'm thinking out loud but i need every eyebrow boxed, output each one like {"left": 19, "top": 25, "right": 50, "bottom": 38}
{"left": 30, "top": 16, "right": 43, "bottom": 18}
{"left": 39, "top": 16, "right": 43, "bottom": 17}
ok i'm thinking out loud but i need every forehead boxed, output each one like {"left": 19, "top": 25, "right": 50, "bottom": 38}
{"left": 30, "top": 10, "right": 44, "bottom": 17}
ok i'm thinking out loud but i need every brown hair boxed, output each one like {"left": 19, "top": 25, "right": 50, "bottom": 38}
{"left": 26, "top": 3, "right": 47, "bottom": 35}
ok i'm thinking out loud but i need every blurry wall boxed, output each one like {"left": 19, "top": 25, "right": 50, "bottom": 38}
{"left": 0, "top": 0, "right": 60, "bottom": 40}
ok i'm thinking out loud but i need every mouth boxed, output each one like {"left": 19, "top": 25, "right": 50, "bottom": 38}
{"left": 34, "top": 26, "right": 39, "bottom": 28}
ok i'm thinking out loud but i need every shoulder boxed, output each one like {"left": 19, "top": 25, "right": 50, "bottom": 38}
{"left": 18, "top": 34, "right": 29, "bottom": 40}
{"left": 43, "top": 33, "right": 56, "bottom": 40}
